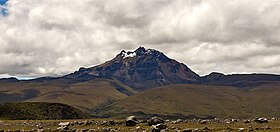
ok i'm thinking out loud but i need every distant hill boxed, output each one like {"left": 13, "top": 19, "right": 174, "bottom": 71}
{"left": 0, "top": 77, "right": 19, "bottom": 83}
{"left": 0, "top": 102, "right": 88, "bottom": 120}
{"left": 95, "top": 83, "right": 280, "bottom": 119}
{"left": 199, "top": 72, "right": 280, "bottom": 87}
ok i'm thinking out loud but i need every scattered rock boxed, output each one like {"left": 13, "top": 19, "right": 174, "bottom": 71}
{"left": 57, "top": 126, "right": 69, "bottom": 131}
{"left": 136, "top": 126, "right": 141, "bottom": 130}
{"left": 199, "top": 120, "right": 207, "bottom": 124}
{"left": 244, "top": 120, "right": 251, "bottom": 123}
{"left": 151, "top": 124, "right": 167, "bottom": 132}
{"left": 102, "top": 121, "right": 108, "bottom": 126}
{"left": 176, "top": 119, "right": 183, "bottom": 123}
{"left": 57, "top": 121, "right": 70, "bottom": 131}
{"left": 58, "top": 122, "right": 70, "bottom": 127}
{"left": 202, "top": 127, "right": 210, "bottom": 131}
{"left": 37, "top": 129, "right": 44, "bottom": 132}
{"left": 109, "top": 120, "right": 116, "bottom": 126}
{"left": 238, "top": 128, "right": 245, "bottom": 132}
{"left": 255, "top": 117, "right": 268, "bottom": 123}
{"left": 148, "top": 116, "right": 165, "bottom": 126}
{"left": 230, "top": 119, "right": 238, "bottom": 122}
{"left": 125, "top": 116, "right": 138, "bottom": 126}
{"left": 182, "top": 129, "right": 192, "bottom": 132}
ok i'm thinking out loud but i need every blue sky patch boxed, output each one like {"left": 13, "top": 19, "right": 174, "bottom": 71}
{"left": 0, "top": 0, "right": 8, "bottom": 5}
{"left": 0, "top": 0, "right": 8, "bottom": 16}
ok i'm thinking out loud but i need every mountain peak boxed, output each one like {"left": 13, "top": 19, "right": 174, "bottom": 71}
{"left": 118, "top": 46, "right": 160, "bottom": 60}
{"left": 119, "top": 50, "right": 137, "bottom": 59}
{"left": 135, "top": 46, "right": 146, "bottom": 53}
{"left": 66, "top": 47, "right": 199, "bottom": 90}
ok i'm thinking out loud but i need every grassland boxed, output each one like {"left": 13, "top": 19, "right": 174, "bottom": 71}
{"left": 96, "top": 83, "right": 280, "bottom": 119}
{"left": 0, "top": 78, "right": 137, "bottom": 112}
{"left": 1, "top": 78, "right": 280, "bottom": 120}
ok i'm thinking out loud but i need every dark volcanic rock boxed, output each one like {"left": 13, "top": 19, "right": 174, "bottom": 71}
{"left": 255, "top": 117, "right": 269, "bottom": 123}
{"left": 148, "top": 117, "right": 165, "bottom": 126}
{"left": 125, "top": 116, "right": 138, "bottom": 126}
{"left": 64, "top": 46, "right": 199, "bottom": 91}
{"left": 151, "top": 124, "right": 167, "bottom": 132}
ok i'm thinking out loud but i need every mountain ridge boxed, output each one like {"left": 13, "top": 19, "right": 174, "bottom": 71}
{"left": 1, "top": 46, "right": 280, "bottom": 119}
{"left": 1, "top": 46, "right": 280, "bottom": 90}
{"left": 63, "top": 46, "right": 200, "bottom": 91}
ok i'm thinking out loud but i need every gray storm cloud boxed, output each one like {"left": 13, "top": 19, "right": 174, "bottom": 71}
{"left": 0, "top": 0, "right": 280, "bottom": 78}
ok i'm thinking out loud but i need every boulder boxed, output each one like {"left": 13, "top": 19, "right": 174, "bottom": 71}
{"left": 182, "top": 129, "right": 192, "bottom": 132}
{"left": 151, "top": 124, "right": 167, "bottom": 132}
{"left": 238, "top": 128, "right": 245, "bottom": 132}
{"left": 202, "top": 127, "right": 210, "bottom": 131}
{"left": 58, "top": 122, "right": 70, "bottom": 131}
{"left": 199, "top": 120, "right": 207, "bottom": 124}
{"left": 147, "top": 117, "right": 164, "bottom": 126}
{"left": 58, "top": 122, "right": 70, "bottom": 126}
{"left": 172, "top": 119, "right": 183, "bottom": 124}
{"left": 109, "top": 120, "right": 116, "bottom": 126}
{"left": 126, "top": 116, "right": 138, "bottom": 126}
{"left": 244, "top": 120, "right": 251, "bottom": 123}
{"left": 255, "top": 117, "right": 268, "bottom": 123}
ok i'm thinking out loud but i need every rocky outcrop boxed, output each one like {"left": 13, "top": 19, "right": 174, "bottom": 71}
{"left": 125, "top": 116, "right": 138, "bottom": 126}
{"left": 147, "top": 117, "right": 165, "bottom": 126}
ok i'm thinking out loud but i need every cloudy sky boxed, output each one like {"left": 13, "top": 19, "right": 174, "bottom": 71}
{"left": 0, "top": 0, "right": 280, "bottom": 79}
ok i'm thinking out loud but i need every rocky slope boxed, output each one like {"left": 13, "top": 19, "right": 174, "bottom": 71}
{"left": 64, "top": 47, "right": 199, "bottom": 91}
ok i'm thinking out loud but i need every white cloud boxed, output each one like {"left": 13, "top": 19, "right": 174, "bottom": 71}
{"left": 0, "top": 0, "right": 280, "bottom": 78}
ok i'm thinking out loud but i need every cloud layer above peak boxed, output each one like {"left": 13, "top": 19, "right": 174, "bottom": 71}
{"left": 0, "top": 0, "right": 280, "bottom": 78}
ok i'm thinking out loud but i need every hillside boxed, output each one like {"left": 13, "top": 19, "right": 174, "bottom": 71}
{"left": 0, "top": 78, "right": 137, "bottom": 112}
{"left": 95, "top": 83, "right": 280, "bottom": 119}
{"left": 0, "top": 102, "right": 88, "bottom": 120}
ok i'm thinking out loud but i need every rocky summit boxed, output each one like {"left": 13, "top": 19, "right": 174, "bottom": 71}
{"left": 65, "top": 46, "right": 199, "bottom": 91}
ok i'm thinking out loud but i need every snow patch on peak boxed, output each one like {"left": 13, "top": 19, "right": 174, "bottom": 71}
{"left": 122, "top": 51, "right": 136, "bottom": 59}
